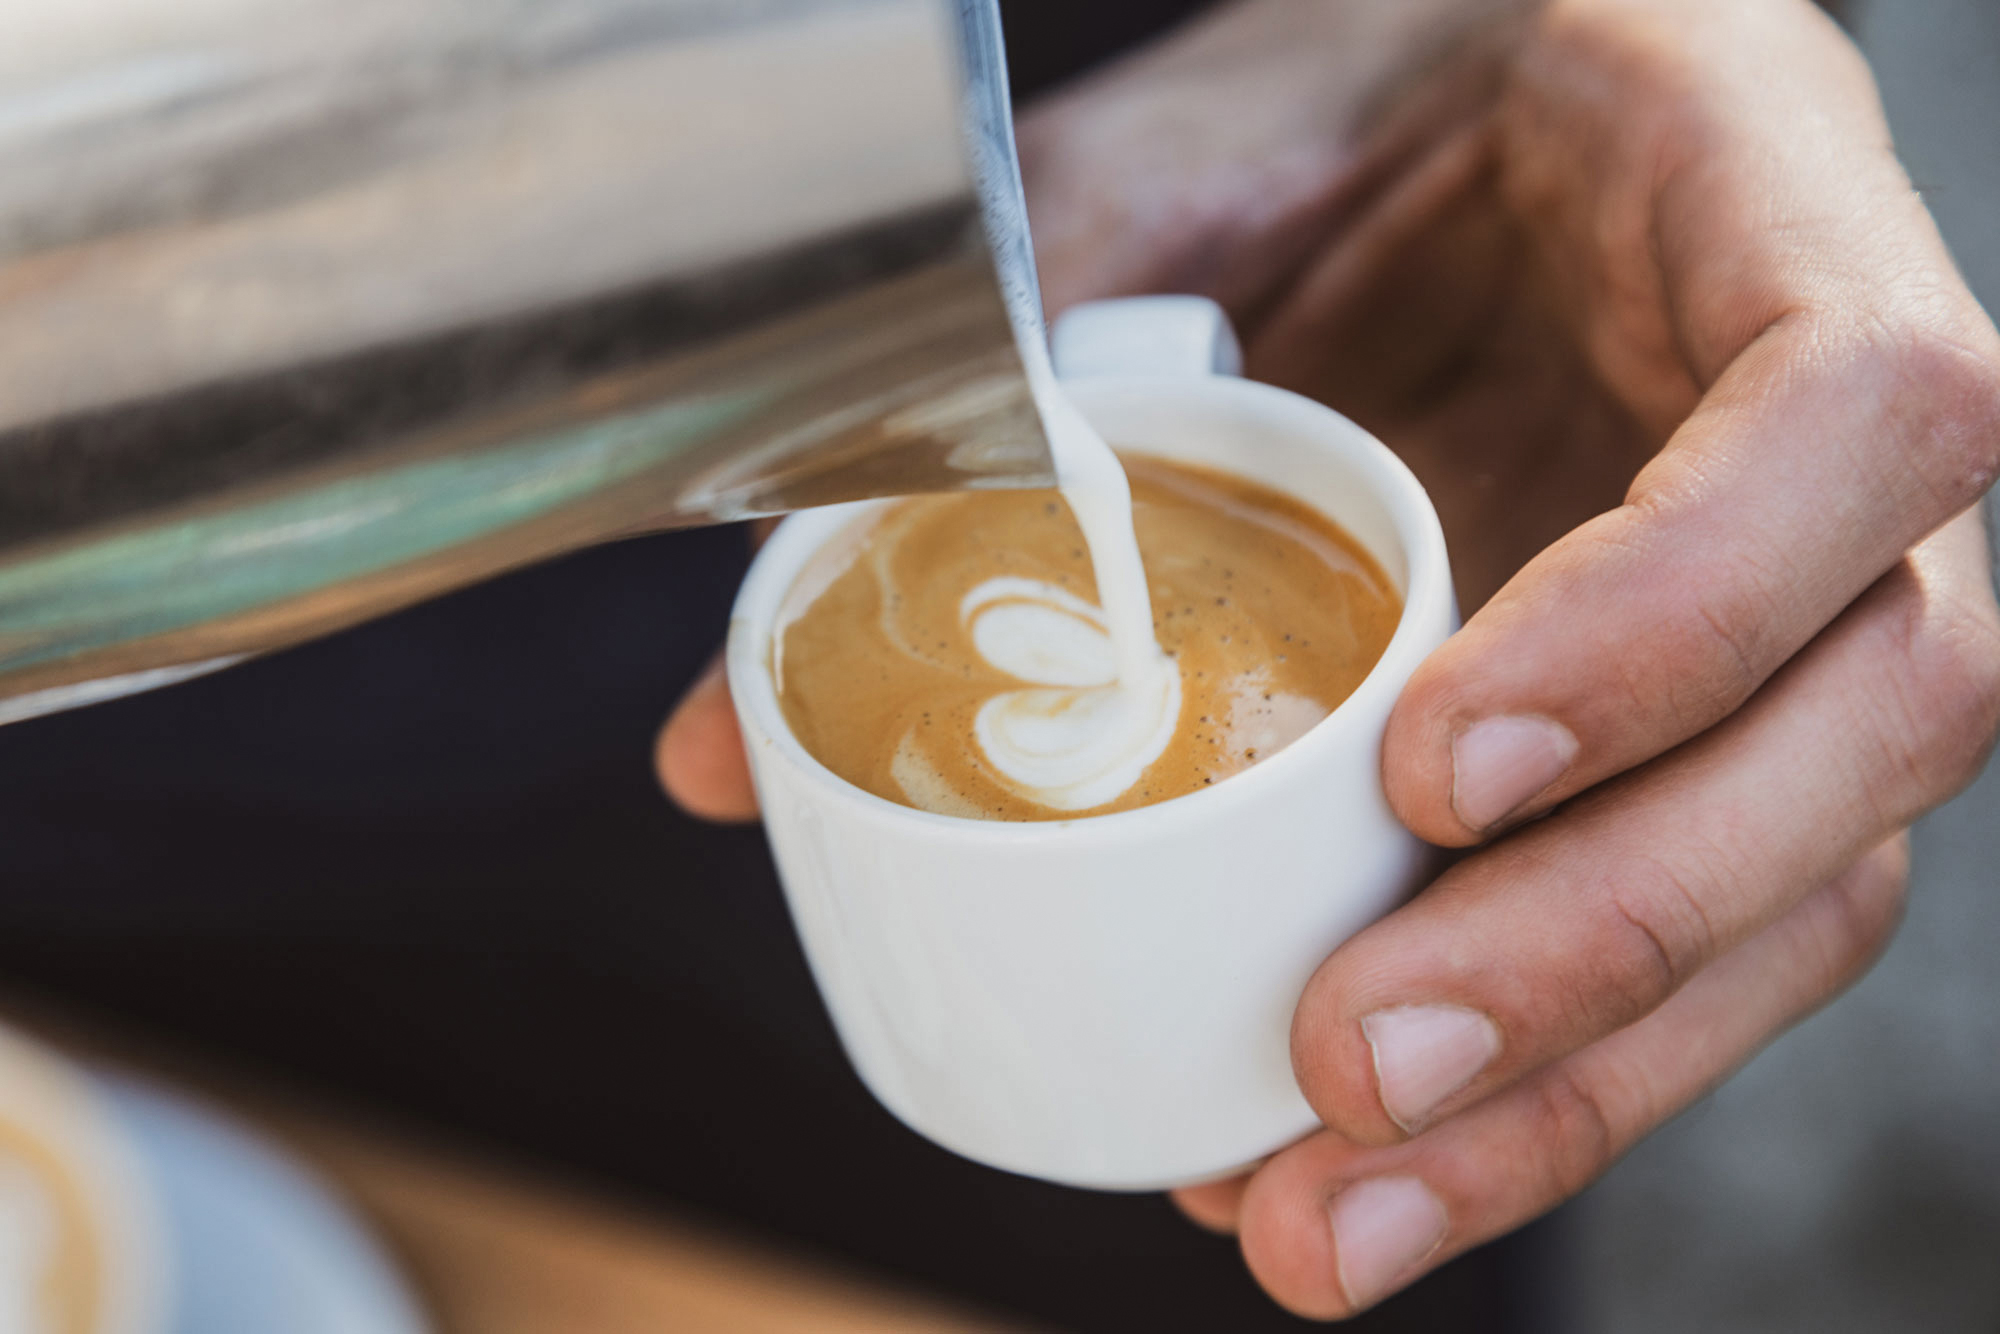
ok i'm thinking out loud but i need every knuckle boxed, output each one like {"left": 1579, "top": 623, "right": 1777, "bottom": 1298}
{"left": 1884, "top": 327, "right": 2000, "bottom": 517}
{"left": 1879, "top": 577, "right": 2000, "bottom": 805}
{"left": 1676, "top": 572, "right": 1782, "bottom": 711}
{"left": 1528, "top": 1064, "right": 1627, "bottom": 1203}
{"left": 1570, "top": 509, "right": 1784, "bottom": 729}
{"left": 1586, "top": 850, "right": 1729, "bottom": 1019}
{"left": 1813, "top": 843, "right": 1912, "bottom": 992}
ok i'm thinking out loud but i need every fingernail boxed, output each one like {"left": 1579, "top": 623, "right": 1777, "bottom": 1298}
{"left": 1362, "top": 1005, "right": 1501, "bottom": 1132}
{"left": 1328, "top": 1177, "right": 1448, "bottom": 1310}
{"left": 1450, "top": 715, "right": 1578, "bottom": 832}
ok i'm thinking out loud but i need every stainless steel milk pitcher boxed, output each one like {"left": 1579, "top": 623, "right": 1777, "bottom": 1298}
{"left": 0, "top": 0, "right": 1052, "bottom": 722}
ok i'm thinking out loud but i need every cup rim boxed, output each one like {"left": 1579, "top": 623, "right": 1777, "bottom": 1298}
{"left": 726, "top": 372, "right": 1451, "bottom": 841}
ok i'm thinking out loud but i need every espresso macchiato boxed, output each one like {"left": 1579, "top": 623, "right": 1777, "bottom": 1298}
{"left": 775, "top": 454, "right": 1401, "bottom": 820}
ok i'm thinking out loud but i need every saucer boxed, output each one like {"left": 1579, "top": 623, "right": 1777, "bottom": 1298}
{"left": 95, "top": 1075, "right": 431, "bottom": 1334}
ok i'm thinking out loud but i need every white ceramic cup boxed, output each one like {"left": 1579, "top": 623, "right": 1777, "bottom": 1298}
{"left": 727, "top": 296, "right": 1455, "bottom": 1190}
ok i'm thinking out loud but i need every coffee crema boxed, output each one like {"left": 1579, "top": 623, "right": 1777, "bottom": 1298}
{"left": 774, "top": 454, "right": 1402, "bottom": 821}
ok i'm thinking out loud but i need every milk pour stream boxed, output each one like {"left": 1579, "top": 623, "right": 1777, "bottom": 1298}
{"left": 957, "top": 377, "right": 1182, "bottom": 811}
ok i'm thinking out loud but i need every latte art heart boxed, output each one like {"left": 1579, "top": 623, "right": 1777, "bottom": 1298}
{"left": 962, "top": 577, "right": 1117, "bottom": 687}
{"left": 959, "top": 577, "right": 1183, "bottom": 809}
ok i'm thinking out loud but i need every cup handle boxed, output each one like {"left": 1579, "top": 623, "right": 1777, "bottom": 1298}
{"left": 1049, "top": 296, "right": 1244, "bottom": 381}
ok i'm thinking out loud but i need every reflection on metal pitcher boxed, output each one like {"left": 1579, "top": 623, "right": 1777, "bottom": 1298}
{"left": 0, "top": 0, "right": 1052, "bottom": 720}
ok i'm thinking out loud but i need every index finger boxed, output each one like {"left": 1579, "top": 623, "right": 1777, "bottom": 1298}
{"left": 1381, "top": 7, "right": 2000, "bottom": 842}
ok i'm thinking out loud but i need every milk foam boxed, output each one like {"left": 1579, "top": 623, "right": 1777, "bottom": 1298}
{"left": 955, "top": 381, "right": 1181, "bottom": 810}
{"left": 963, "top": 577, "right": 1115, "bottom": 686}
{"left": 960, "top": 575, "right": 1182, "bottom": 809}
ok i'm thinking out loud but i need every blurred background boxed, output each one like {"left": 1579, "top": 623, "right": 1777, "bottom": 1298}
{"left": 0, "top": 1, "right": 1994, "bottom": 1332}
